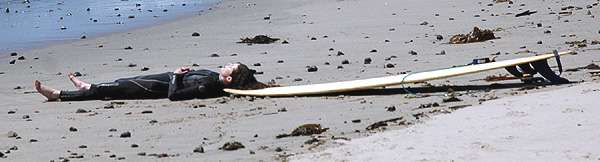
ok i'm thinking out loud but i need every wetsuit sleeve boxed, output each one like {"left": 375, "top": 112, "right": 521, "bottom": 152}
{"left": 168, "top": 74, "right": 221, "bottom": 101}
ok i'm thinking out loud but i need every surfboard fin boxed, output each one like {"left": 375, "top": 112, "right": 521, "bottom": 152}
{"left": 504, "top": 52, "right": 570, "bottom": 84}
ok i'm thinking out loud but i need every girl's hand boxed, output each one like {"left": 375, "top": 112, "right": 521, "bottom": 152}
{"left": 174, "top": 67, "right": 194, "bottom": 74}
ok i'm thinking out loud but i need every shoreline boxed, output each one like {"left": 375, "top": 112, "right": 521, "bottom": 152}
{"left": 1, "top": 0, "right": 599, "bottom": 161}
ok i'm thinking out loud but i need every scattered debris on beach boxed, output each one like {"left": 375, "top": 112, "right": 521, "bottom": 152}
{"left": 565, "top": 39, "right": 600, "bottom": 48}
{"left": 237, "top": 35, "right": 280, "bottom": 44}
{"left": 449, "top": 27, "right": 497, "bottom": 44}
{"left": 366, "top": 117, "right": 405, "bottom": 130}
{"left": 276, "top": 124, "right": 328, "bottom": 138}
{"left": 565, "top": 63, "right": 600, "bottom": 72}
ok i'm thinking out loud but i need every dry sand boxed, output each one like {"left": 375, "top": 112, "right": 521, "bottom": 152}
{"left": 1, "top": 0, "right": 599, "bottom": 161}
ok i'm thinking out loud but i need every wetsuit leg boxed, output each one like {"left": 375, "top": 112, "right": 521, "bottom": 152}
{"left": 59, "top": 72, "right": 173, "bottom": 101}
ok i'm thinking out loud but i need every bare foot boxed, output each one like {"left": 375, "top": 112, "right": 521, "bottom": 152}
{"left": 35, "top": 80, "right": 61, "bottom": 101}
{"left": 68, "top": 72, "right": 91, "bottom": 90}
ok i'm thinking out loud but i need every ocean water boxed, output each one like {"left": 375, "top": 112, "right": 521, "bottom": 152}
{"left": 0, "top": 0, "right": 223, "bottom": 57}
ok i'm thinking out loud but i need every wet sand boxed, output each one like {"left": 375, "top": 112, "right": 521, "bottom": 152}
{"left": 1, "top": 0, "right": 599, "bottom": 161}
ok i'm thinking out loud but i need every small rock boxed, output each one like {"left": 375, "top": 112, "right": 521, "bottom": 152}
{"left": 443, "top": 97, "right": 462, "bottom": 102}
{"left": 337, "top": 51, "right": 345, "bottom": 56}
{"left": 436, "top": 35, "right": 443, "bottom": 41}
{"left": 337, "top": 65, "right": 344, "bottom": 69}
{"left": 75, "top": 109, "right": 87, "bottom": 113}
{"left": 329, "top": 48, "right": 334, "bottom": 51}
{"left": 351, "top": 119, "right": 361, "bottom": 123}
{"left": 544, "top": 30, "right": 551, "bottom": 34}
{"left": 307, "top": 66, "right": 318, "bottom": 72}
{"left": 30, "top": 139, "right": 38, "bottom": 142}
{"left": 386, "top": 63, "right": 395, "bottom": 68}
{"left": 128, "top": 63, "right": 137, "bottom": 67}
{"left": 149, "top": 120, "right": 158, "bottom": 124}
{"left": 137, "top": 152, "right": 146, "bottom": 156}
{"left": 14, "top": 86, "right": 22, "bottom": 90}
{"left": 222, "top": 141, "right": 245, "bottom": 150}
{"left": 69, "top": 127, "right": 77, "bottom": 132}
{"left": 9, "top": 146, "right": 18, "bottom": 150}
{"left": 282, "top": 40, "right": 289, "bottom": 44}
{"left": 8, "top": 110, "right": 16, "bottom": 114}
{"left": 124, "top": 46, "right": 133, "bottom": 50}
{"left": 79, "top": 145, "right": 87, "bottom": 148}
{"left": 120, "top": 132, "right": 131, "bottom": 138}
{"left": 17, "top": 56, "right": 25, "bottom": 60}
{"left": 294, "top": 78, "right": 302, "bottom": 82}
{"left": 370, "top": 49, "right": 377, "bottom": 53}
{"left": 61, "top": 26, "right": 67, "bottom": 30}
{"left": 131, "top": 144, "right": 139, "bottom": 148}
{"left": 80, "top": 36, "right": 86, "bottom": 39}
{"left": 104, "top": 105, "right": 115, "bottom": 109}
{"left": 408, "top": 50, "right": 417, "bottom": 55}
{"left": 277, "top": 60, "right": 284, "bottom": 63}
{"left": 10, "top": 52, "right": 17, "bottom": 56}
{"left": 192, "top": 32, "right": 200, "bottom": 36}
{"left": 341, "top": 59, "right": 350, "bottom": 64}
{"left": 109, "top": 128, "right": 117, "bottom": 132}
{"left": 364, "top": 57, "right": 372, "bottom": 64}
{"left": 210, "top": 53, "right": 220, "bottom": 57}
{"left": 141, "top": 110, "right": 152, "bottom": 114}
{"left": 193, "top": 146, "right": 204, "bottom": 153}
{"left": 386, "top": 106, "right": 396, "bottom": 112}
{"left": 278, "top": 107, "right": 287, "bottom": 112}
{"left": 9, "top": 60, "right": 16, "bottom": 64}
{"left": 537, "top": 40, "right": 543, "bottom": 44}
{"left": 253, "top": 63, "right": 261, "bottom": 66}
{"left": 21, "top": 114, "right": 29, "bottom": 119}
{"left": 420, "top": 21, "right": 429, "bottom": 25}
{"left": 324, "top": 62, "right": 330, "bottom": 65}
{"left": 141, "top": 67, "right": 149, "bottom": 71}
{"left": 73, "top": 72, "right": 82, "bottom": 77}
{"left": 7, "top": 131, "right": 18, "bottom": 138}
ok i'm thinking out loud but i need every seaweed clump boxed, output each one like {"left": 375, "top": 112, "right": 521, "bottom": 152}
{"left": 276, "top": 124, "right": 328, "bottom": 138}
{"left": 221, "top": 141, "right": 245, "bottom": 151}
{"left": 238, "top": 35, "right": 280, "bottom": 44}
{"left": 449, "top": 27, "right": 496, "bottom": 44}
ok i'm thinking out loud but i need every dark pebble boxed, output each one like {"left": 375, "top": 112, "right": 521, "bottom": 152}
{"left": 192, "top": 32, "right": 200, "bottom": 36}
{"left": 30, "top": 139, "right": 38, "bottom": 142}
{"left": 351, "top": 119, "right": 361, "bottom": 123}
{"left": 408, "top": 50, "right": 417, "bottom": 55}
{"left": 69, "top": 127, "right": 77, "bottom": 132}
{"left": 337, "top": 51, "right": 345, "bottom": 56}
{"left": 277, "top": 107, "right": 287, "bottom": 112}
{"left": 17, "top": 56, "right": 25, "bottom": 60}
{"left": 79, "top": 145, "right": 87, "bottom": 148}
{"left": 8, "top": 110, "right": 15, "bottom": 114}
{"left": 9, "top": 146, "right": 18, "bottom": 150}
{"left": 128, "top": 63, "right": 137, "bottom": 67}
{"left": 436, "top": 35, "right": 443, "bottom": 41}
{"left": 141, "top": 67, "right": 149, "bottom": 71}
{"left": 341, "top": 59, "right": 349, "bottom": 64}
{"left": 253, "top": 63, "right": 261, "bottom": 66}
{"left": 104, "top": 105, "right": 115, "bottom": 109}
{"left": 73, "top": 72, "right": 82, "bottom": 77}
{"left": 127, "top": 15, "right": 135, "bottom": 18}
{"left": 0, "top": 152, "right": 3, "bottom": 157}
{"left": 364, "top": 57, "right": 372, "bottom": 64}
{"left": 443, "top": 97, "right": 462, "bottom": 102}
{"left": 222, "top": 141, "right": 245, "bottom": 151}
{"left": 10, "top": 52, "right": 17, "bottom": 56}
{"left": 386, "top": 63, "right": 395, "bottom": 68}
{"left": 310, "top": 37, "right": 317, "bottom": 40}
{"left": 282, "top": 40, "right": 289, "bottom": 44}
{"left": 544, "top": 30, "right": 551, "bottom": 34}
{"left": 7, "top": 131, "right": 18, "bottom": 138}
{"left": 109, "top": 154, "right": 116, "bottom": 158}
{"left": 9, "top": 60, "right": 16, "bottom": 64}
{"left": 277, "top": 60, "right": 284, "bottom": 63}
{"left": 370, "top": 49, "right": 377, "bottom": 53}
{"left": 210, "top": 54, "right": 220, "bottom": 57}
{"left": 80, "top": 36, "right": 86, "bottom": 39}
{"left": 120, "top": 132, "right": 131, "bottom": 138}
{"left": 324, "top": 62, "right": 330, "bottom": 65}
{"left": 14, "top": 86, "right": 22, "bottom": 90}
{"left": 384, "top": 39, "right": 390, "bottom": 42}
{"left": 329, "top": 48, "right": 334, "bottom": 51}
{"left": 537, "top": 23, "right": 542, "bottom": 27}
{"left": 109, "top": 128, "right": 117, "bottom": 132}
{"left": 131, "top": 144, "right": 139, "bottom": 148}
{"left": 307, "top": 65, "right": 318, "bottom": 72}
{"left": 193, "top": 146, "right": 204, "bottom": 153}
{"left": 137, "top": 152, "right": 146, "bottom": 156}
{"left": 386, "top": 106, "right": 396, "bottom": 112}
{"left": 294, "top": 78, "right": 302, "bottom": 82}
{"left": 22, "top": 115, "right": 29, "bottom": 119}
{"left": 149, "top": 120, "right": 158, "bottom": 124}
{"left": 337, "top": 65, "right": 344, "bottom": 69}
{"left": 124, "top": 46, "right": 133, "bottom": 50}
{"left": 141, "top": 110, "right": 153, "bottom": 114}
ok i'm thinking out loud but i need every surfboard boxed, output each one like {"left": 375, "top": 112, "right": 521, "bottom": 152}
{"left": 224, "top": 51, "right": 575, "bottom": 96}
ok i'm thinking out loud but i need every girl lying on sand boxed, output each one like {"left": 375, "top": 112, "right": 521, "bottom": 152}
{"left": 35, "top": 63, "right": 268, "bottom": 101}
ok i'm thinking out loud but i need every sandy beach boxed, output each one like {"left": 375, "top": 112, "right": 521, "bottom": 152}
{"left": 1, "top": 0, "right": 599, "bottom": 161}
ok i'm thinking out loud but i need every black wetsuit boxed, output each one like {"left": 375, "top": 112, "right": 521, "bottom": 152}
{"left": 59, "top": 70, "right": 227, "bottom": 101}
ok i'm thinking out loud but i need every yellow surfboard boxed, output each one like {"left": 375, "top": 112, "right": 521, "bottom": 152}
{"left": 225, "top": 51, "right": 574, "bottom": 96}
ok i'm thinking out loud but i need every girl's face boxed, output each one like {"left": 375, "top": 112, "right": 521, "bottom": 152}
{"left": 220, "top": 63, "right": 240, "bottom": 83}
